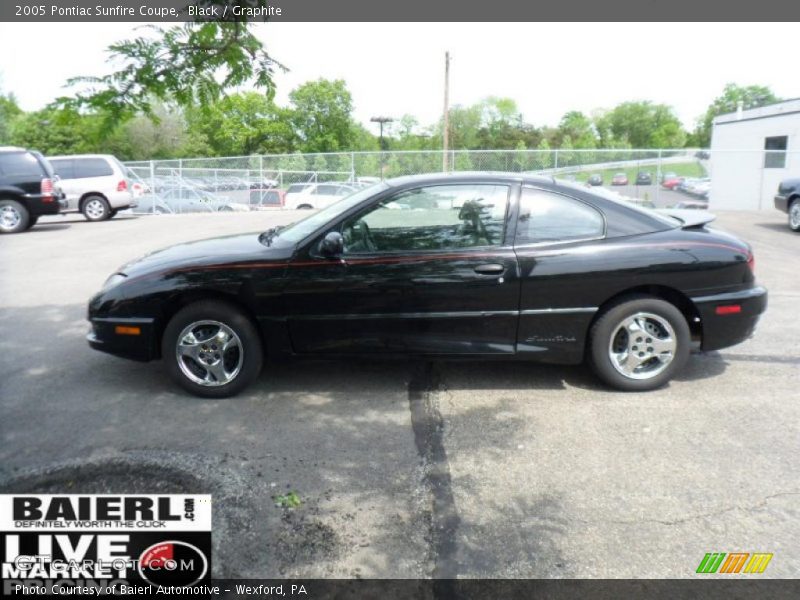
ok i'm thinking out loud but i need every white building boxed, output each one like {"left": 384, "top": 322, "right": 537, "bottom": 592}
{"left": 710, "top": 98, "right": 800, "bottom": 210}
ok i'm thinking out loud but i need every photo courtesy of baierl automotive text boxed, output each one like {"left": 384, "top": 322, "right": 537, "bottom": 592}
{"left": 1, "top": 2, "right": 798, "bottom": 598}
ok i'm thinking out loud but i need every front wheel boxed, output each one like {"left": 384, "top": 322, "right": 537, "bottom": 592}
{"left": 162, "top": 300, "right": 264, "bottom": 398}
{"left": 789, "top": 200, "right": 800, "bottom": 232}
{"left": 588, "top": 296, "right": 690, "bottom": 391}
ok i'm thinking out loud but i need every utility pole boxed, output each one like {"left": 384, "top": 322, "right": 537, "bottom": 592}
{"left": 370, "top": 116, "right": 394, "bottom": 179}
{"left": 442, "top": 51, "right": 450, "bottom": 173}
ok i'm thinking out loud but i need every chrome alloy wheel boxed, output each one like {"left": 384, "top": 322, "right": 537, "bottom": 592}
{"left": 175, "top": 320, "right": 243, "bottom": 387}
{"left": 608, "top": 312, "right": 677, "bottom": 380}
{"left": 790, "top": 202, "right": 800, "bottom": 230}
{"left": 85, "top": 199, "right": 106, "bottom": 220}
{"left": 0, "top": 205, "right": 22, "bottom": 231}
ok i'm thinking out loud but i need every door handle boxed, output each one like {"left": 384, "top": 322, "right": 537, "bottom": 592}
{"left": 473, "top": 263, "right": 505, "bottom": 275}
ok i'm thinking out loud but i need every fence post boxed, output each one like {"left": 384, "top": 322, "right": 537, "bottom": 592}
{"left": 178, "top": 158, "right": 183, "bottom": 182}
{"left": 656, "top": 149, "right": 662, "bottom": 206}
{"left": 259, "top": 155, "right": 264, "bottom": 187}
{"left": 351, "top": 152, "right": 356, "bottom": 182}
{"left": 554, "top": 149, "right": 559, "bottom": 171}
{"left": 149, "top": 160, "right": 156, "bottom": 215}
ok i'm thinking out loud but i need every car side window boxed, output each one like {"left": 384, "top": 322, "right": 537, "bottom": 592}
{"left": 341, "top": 184, "right": 509, "bottom": 254}
{"left": 515, "top": 187, "right": 605, "bottom": 245}
{"left": 49, "top": 159, "right": 75, "bottom": 180}
{"left": 0, "top": 152, "right": 42, "bottom": 178}
{"left": 73, "top": 158, "right": 114, "bottom": 179}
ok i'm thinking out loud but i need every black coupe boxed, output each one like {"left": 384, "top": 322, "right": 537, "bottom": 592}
{"left": 88, "top": 173, "right": 767, "bottom": 398}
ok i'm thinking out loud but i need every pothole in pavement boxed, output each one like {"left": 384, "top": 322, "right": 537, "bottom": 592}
{"left": 0, "top": 451, "right": 341, "bottom": 577}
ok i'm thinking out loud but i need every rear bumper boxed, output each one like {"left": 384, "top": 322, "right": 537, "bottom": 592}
{"left": 87, "top": 317, "right": 158, "bottom": 362}
{"left": 774, "top": 194, "right": 790, "bottom": 213}
{"left": 25, "top": 193, "right": 62, "bottom": 216}
{"left": 692, "top": 286, "right": 768, "bottom": 352}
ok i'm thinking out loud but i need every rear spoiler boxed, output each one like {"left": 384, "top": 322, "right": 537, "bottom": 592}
{"left": 656, "top": 209, "right": 716, "bottom": 229}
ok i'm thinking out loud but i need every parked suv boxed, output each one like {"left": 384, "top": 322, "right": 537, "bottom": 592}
{"left": 0, "top": 147, "right": 63, "bottom": 233}
{"left": 48, "top": 154, "right": 135, "bottom": 221}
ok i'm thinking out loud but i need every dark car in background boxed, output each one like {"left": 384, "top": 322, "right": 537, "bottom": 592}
{"left": 636, "top": 171, "right": 653, "bottom": 186}
{"left": 775, "top": 178, "right": 800, "bottom": 231}
{"left": 0, "top": 147, "right": 64, "bottom": 233}
{"left": 587, "top": 173, "right": 603, "bottom": 186}
{"left": 87, "top": 173, "right": 766, "bottom": 398}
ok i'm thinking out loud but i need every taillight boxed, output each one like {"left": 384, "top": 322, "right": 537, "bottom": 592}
{"left": 117, "top": 180, "right": 128, "bottom": 192}
{"left": 41, "top": 178, "right": 54, "bottom": 202}
{"left": 716, "top": 305, "right": 742, "bottom": 315}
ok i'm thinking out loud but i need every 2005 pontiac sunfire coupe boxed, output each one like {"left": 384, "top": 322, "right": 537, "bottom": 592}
{"left": 87, "top": 173, "right": 767, "bottom": 398}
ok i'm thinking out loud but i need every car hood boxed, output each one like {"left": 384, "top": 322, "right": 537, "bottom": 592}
{"left": 118, "top": 231, "right": 294, "bottom": 279}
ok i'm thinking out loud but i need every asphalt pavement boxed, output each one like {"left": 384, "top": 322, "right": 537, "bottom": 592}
{"left": 0, "top": 208, "right": 797, "bottom": 578}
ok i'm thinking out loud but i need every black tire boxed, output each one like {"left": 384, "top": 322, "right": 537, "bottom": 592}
{"left": 82, "top": 195, "right": 111, "bottom": 221}
{"left": 588, "top": 295, "right": 690, "bottom": 391}
{"left": 789, "top": 199, "right": 800, "bottom": 232}
{"left": 162, "top": 300, "right": 263, "bottom": 398}
{"left": 0, "top": 199, "right": 30, "bottom": 234}
{"left": 109, "top": 209, "right": 118, "bottom": 218}
{"left": 24, "top": 215, "right": 39, "bottom": 231}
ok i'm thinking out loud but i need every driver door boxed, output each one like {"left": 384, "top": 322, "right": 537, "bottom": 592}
{"left": 281, "top": 182, "right": 521, "bottom": 355}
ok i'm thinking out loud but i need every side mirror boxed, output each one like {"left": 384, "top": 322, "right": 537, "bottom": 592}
{"left": 320, "top": 231, "right": 344, "bottom": 257}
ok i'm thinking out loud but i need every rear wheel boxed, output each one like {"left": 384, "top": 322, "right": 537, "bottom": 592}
{"left": 109, "top": 209, "right": 118, "bottom": 219}
{"left": 24, "top": 215, "right": 39, "bottom": 230}
{"left": 789, "top": 199, "right": 800, "bottom": 232}
{"left": 0, "top": 199, "right": 30, "bottom": 233}
{"left": 588, "top": 296, "right": 690, "bottom": 391}
{"left": 162, "top": 300, "right": 263, "bottom": 398}
{"left": 82, "top": 195, "right": 111, "bottom": 221}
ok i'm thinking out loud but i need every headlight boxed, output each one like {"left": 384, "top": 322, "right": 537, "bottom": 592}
{"left": 103, "top": 273, "right": 127, "bottom": 291}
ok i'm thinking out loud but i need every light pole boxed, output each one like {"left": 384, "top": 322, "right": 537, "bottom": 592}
{"left": 371, "top": 116, "right": 394, "bottom": 179}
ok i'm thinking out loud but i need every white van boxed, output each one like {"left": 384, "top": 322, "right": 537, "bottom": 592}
{"left": 48, "top": 154, "right": 136, "bottom": 221}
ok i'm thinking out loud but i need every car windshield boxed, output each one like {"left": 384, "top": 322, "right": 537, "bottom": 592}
{"left": 269, "top": 182, "right": 389, "bottom": 245}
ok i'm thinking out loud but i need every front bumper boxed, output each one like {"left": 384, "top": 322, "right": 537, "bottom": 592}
{"left": 692, "top": 286, "right": 768, "bottom": 352}
{"left": 87, "top": 317, "right": 158, "bottom": 362}
{"left": 774, "top": 194, "right": 790, "bottom": 213}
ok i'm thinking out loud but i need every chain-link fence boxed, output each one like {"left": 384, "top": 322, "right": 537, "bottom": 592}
{"left": 123, "top": 148, "right": 791, "bottom": 214}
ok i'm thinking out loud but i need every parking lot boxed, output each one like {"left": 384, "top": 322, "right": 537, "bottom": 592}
{"left": 1, "top": 209, "right": 798, "bottom": 578}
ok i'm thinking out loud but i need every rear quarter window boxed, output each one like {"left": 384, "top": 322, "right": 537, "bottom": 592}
{"left": 515, "top": 187, "right": 605, "bottom": 245}
{"left": 0, "top": 152, "right": 44, "bottom": 178}
{"left": 72, "top": 158, "right": 114, "bottom": 179}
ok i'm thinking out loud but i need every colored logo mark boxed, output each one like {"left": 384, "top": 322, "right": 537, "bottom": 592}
{"left": 696, "top": 552, "right": 773, "bottom": 574}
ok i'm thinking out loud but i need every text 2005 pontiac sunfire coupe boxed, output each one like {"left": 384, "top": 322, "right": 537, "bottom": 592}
{"left": 88, "top": 173, "right": 767, "bottom": 398}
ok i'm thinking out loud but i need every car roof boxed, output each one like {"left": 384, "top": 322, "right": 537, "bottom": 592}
{"left": 385, "top": 171, "right": 549, "bottom": 188}
{"left": 48, "top": 154, "right": 117, "bottom": 160}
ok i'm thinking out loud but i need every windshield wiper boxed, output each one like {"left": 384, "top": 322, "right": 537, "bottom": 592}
{"left": 259, "top": 225, "right": 285, "bottom": 246}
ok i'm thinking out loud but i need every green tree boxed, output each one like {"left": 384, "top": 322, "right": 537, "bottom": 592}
{"left": 557, "top": 111, "right": 597, "bottom": 149}
{"left": 9, "top": 107, "right": 102, "bottom": 155}
{"left": 59, "top": 21, "right": 283, "bottom": 127}
{"left": 187, "top": 92, "right": 295, "bottom": 156}
{"left": 0, "top": 91, "right": 22, "bottom": 145}
{"left": 289, "top": 79, "right": 357, "bottom": 153}
{"left": 694, "top": 83, "right": 780, "bottom": 146}
{"left": 537, "top": 138, "right": 552, "bottom": 170}
{"left": 598, "top": 101, "right": 685, "bottom": 149}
